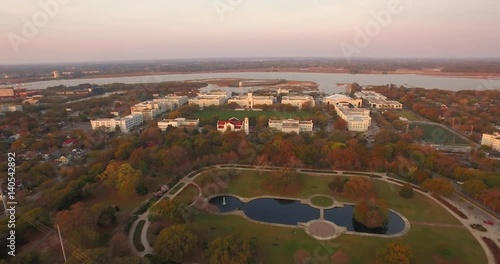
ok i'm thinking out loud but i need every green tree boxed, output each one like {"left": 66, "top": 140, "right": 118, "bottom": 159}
{"left": 98, "top": 161, "right": 142, "bottom": 194}
{"left": 463, "top": 180, "right": 487, "bottom": 198}
{"left": 153, "top": 225, "right": 200, "bottom": 262}
{"left": 205, "top": 235, "right": 254, "bottom": 264}
{"left": 376, "top": 242, "right": 416, "bottom": 264}
{"left": 422, "top": 178, "right": 454, "bottom": 196}
{"left": 97, "top": 206, "right": 117, "bottom": 227}
{"left": 399, "top": 184, "right": 414, "bottom": 199}
{"left": 135, "top": 182, "right": 149, "bottom": 196}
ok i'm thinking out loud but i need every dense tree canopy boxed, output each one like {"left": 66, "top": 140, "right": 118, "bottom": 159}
{"left": 98, "top": 161, "right": 142, "bottom": 194}
{"left": 153, "top": 225, "right": 200, "bottom": 262}
{"left": 149, "top": 199, "right": 185, "bottom": 223}
{"left": 354, "top": 198, "right": 389, "bottom": 228}
{"left": 205, "top": 235, "right": 254, "bottom": 264}
{"left": 422, "top": 178, "right": 454, "bottom": 196}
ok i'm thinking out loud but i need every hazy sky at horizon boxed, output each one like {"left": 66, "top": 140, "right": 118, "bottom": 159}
{"left": 1, "top": 0, "right": 499, "bottom": 64}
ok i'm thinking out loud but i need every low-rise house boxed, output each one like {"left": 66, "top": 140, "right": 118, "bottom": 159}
{"left": 62, "top": 138, "right": 78, "bottom": 148}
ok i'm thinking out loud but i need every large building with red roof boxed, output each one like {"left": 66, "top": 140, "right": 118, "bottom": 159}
{"left": 217, "top": 117, "right": 249, "bottom": 135}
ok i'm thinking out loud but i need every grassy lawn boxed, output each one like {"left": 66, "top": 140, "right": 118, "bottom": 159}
{"left": 310, "top": 196, "right": 334, "bottom": 207}
{"left": 191, "top": 212, "right": 486, "bottom": 264}
{"left": 174, "top": 184, "right": 199, "bottom": 205}
{"left": 133, "top": 220, "right": 146, "bottom": 252}
{"left": 409, "top": 123, "right": 471, "bottom": 146}
{"left": 395, "top": 109, "right": 427, "bottom": 121}
{"left": 188, "top": 169, "right": 486, "bottom": 263}
{"left": 196, "top": 169, "right": 459, "bottom": 224}
{"left": 169, "top": 182, "right": 186, "bottom": 194}
{"left": 192, "top": 109, "right": 312, "bottom": 120}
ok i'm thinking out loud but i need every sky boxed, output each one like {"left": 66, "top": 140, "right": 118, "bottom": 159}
{"left": 1, "top": 0, "right": 499, "bottom": 64}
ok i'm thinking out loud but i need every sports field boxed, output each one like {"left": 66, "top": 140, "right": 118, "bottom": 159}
{"left": 409, "top": 123, "right": 473, "bottom": 146}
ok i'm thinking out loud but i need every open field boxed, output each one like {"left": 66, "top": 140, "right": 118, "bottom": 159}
{"left": 409, "top": 123, "right": 472, "bottom": 146}
{"left": 192, "top": 110, "right": 312, "bottom": 120}
{"left": 174, "top": 184, "right": 199, "bottom": 206}
{"left": 394, "top": 109, "right": 427, "bottom": 121}
{"left": 189, "top": 169, "right": 486, "bottom": 263}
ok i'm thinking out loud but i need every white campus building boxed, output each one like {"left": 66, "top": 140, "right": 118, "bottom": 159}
{"left": 90, "top": 114, "right": 144, "bottom": 133}
{"left": 334, "top": 104, "right": 372, "bottom": 132}
{"left": 354, "top": 91, "right": 403, "bottom": 109}
{"left": 153, "top": 95, "right": 189, "bottom": 109}
{"left": 189, "top": 91, "right": 231, "bottom": 107}
{"left": 268, "top": 119, "right": 314, "bottom": 134}
{"left": 228, "top": 93, "right": 275, "bottom": 109}
{"left": 481, "top": 133, "right": 500, "bottom": 151}
{"left": 324, "top": 94, "right": 362, "bottom": 108}
{"left": 131, "top": 101, "right": 171, "bottom": 121}
{"left": 281, "top": 95, "right": 315, "bottom": 109}
{"left": 217, "top": 117, "right": 249, "bottom": 135}
{"left": 157, "top": 118, "right": 200, "bottom": 130}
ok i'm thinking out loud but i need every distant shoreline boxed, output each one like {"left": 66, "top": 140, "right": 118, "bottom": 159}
{"left": 81, "top": 68, "right": 500, "bottom": 80}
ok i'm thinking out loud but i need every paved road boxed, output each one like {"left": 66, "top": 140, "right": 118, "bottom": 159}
{"left": 127, "top": 164, "right": 499, "bottom": 263}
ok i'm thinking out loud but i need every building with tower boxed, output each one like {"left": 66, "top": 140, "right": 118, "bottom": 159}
{"left": 217, "top": 117, "right": 249, "bottom": 134}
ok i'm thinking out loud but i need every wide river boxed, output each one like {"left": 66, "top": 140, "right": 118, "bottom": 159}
{"left": 13, "top": 72, "right": 500, "bottom": 93}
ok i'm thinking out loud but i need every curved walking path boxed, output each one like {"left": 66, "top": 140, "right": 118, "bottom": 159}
{"left": 127, "top": 164, "right": 498, "bottom": 263}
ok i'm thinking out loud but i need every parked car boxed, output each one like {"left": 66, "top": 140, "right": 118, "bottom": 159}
{"left": 456, "top": 181, "right": 464, "bottom": 185}
{"left": 484, "top": 220, "right": 494, "bottom": 225}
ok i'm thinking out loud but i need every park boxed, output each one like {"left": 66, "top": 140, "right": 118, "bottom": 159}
{"left": 130, "top": 165, "right": 487, "bottom": 264}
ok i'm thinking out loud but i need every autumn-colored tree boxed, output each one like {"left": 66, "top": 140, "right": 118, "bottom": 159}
{"left": 205, "top": 235, "right": 254, "bottom": 264}
{"left": 479, "top": 187, "right": 500, "bottom": 211}
{"left": 153, "top": 225, "right": 200, "bottom": 262}
{"left": 422, "top": 178, "right": 454, "bottom": 197}
{"left": 331, "top": 249, "right": 351, "bottom": 264}
{"left": 334, "top": 119, "right": 348, "bottom": 131}
{"left": 56, "top": 202, "right": 99, "bottom": 246}
{"left": 463, "top": 180, "right": 487, "bottom": 198}
{"left": 343, "top": 177, "right": 374, "bottom": 197}
{"left": 376, "top": 242, "right": 416, "bottom": 264}
{"left": 264, "top": 169, "right": 301, "bottom": 192}
{"left": 149, "top": 199, "right": 185, "bottom": 223}
{"left": 354, "top": 198, "right": 388, "bottom": 228}
{"left": 98, "top": 161, "right": 142, "bottom": 194}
